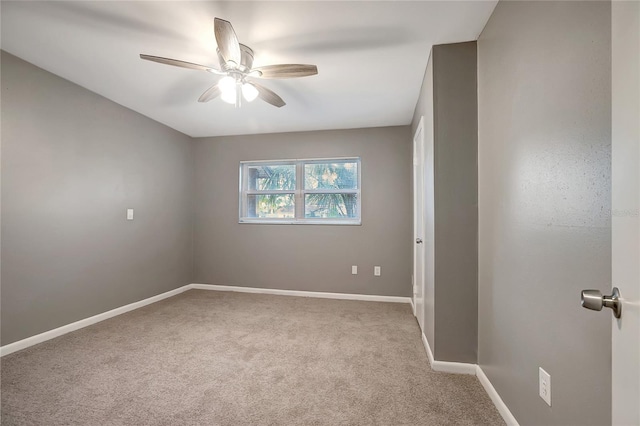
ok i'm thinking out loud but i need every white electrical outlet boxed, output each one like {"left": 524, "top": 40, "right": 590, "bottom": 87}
{"left": 539, "top": 367, "right": 551, "bottom": 406}
{"left": 374, "top": 266, "right": 381, "bottom": 276}
{"left": 126, "top": 208, "right": 134, "bottom": 220}
{"left": 351, "top": 265, "right": 358, "bottom": 275}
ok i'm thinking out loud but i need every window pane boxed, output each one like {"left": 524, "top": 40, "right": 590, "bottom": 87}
{"left": 305, "top": 193, "right": 359, "bottom": 219}
{"left": 304, "top": 162, "right": 358, "bottom": 190}
{"left": 247, "top": 165, "right": 296, "bottom": 191}
{"left": 246, "top": 194, "right": 295, "bottom": 219}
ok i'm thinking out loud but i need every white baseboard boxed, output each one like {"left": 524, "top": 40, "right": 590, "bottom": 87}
{"left": 0, "top": 285, "right": 190, "bottom": 357}
{"left": 1, "top": 283, "right": 410, "bottom": 357}
{"left": 420, "top": 332, "right": 518, "bottom": 425}
{"left": 2, "top": 281, "right": 517, "bottom": 425}
{"left": 432, "top": 359, "right": 477, "bottom": 375}
{"left": 422, "top": 332, "right": 436, "bottom": 366}
{"left": 190, "top": 283, "right": 412, "bottom": 304}
{"left": 476, "top": 365, "right": 520, "bottom": 426}
{"left": 420, "top": 332, "right": 476, "bottom": 374}
{"left": 410, "top": 298, "right": 416, "bottom": 316}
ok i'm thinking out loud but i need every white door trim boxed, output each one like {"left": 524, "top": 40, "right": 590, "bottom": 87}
{"left": 413, "top": 116, "right": 426, "bottom": 330}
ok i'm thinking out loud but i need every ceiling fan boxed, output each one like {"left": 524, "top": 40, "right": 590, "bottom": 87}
{"left": 140, "top": 18, "right": 318, "bottom": 108}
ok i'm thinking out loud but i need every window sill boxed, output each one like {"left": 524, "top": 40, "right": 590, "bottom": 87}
{"left": 239, "top": 219, "right": 362, "bottom": 226}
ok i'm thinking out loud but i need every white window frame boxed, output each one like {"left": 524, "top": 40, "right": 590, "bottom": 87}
{"left": 239, "top": 157, "right": 361, "bottom": 225}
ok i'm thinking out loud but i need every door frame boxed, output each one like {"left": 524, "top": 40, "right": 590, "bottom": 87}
{"left": 413, "top": 116, "right": 425, "bottom": 328}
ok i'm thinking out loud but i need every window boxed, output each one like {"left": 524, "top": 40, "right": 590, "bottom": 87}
{"left": 239, "top": 158, "right": 361, "bottom": 224}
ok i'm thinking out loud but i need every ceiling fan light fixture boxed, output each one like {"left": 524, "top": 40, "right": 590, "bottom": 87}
{"left": 219, "top": 75, "right": 238, "bottom": 104}
{"left": 218, "top": 76, "right": 236, "bottom": 94}
{"left": 220, "top": 88, "right": 237, "bottom": 104}
{"left": 242, "top": 83, "right": 259, "bottom": 102}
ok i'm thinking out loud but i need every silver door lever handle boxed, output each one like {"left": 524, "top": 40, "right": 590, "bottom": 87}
{"left": 581, "top": 287, "right": 622, "bottom": 318}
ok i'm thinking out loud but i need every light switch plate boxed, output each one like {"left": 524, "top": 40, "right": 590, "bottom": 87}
{"left": 374, "top": 266, "right": 381, "bottom": 276}
{"left": 351, "top": 265, "right": 358, "bottom": 275}
{"left": 126, "top": 208, "right": 134, "bottom": 220}
{"left": 539, "top": 367, "right": 551, "bottom": 406}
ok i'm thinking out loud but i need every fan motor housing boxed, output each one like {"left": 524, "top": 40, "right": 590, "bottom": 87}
{"left": 217, "top": 44, "right": 254, "bottom": 72}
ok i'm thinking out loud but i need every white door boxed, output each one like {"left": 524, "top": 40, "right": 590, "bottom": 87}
{"left": 611, "top": 2, "right": 639, "bottom": 425}
{"left": 413, "top": 117, "right": 425, "bottom": 329}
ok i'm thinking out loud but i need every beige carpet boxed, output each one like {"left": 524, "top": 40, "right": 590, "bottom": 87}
{"left": 1, "top": 290, "right": 504, "bottom": 425}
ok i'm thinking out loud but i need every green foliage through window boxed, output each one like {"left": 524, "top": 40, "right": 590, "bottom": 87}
{"left": 240, "top": 158, "right": 361, "bottom": 224}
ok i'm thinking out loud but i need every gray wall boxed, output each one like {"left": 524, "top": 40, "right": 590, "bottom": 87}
{"left": 193, "top": 127, "right": 413, "bottom": 297}
{"left": 432, "top": 42, "right": 478, "bottom": 363}
{"left": 477, "top": 2, "right": 611, "bottom": 425}
{"left": 1, "top": 51, "right": 194, "bottom": 345}
{"left": 411, "top": 42, "right": 478, "bottom": 363}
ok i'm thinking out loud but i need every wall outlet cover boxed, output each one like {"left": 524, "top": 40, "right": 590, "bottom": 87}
{"left": 539, "top": 367, "right": 551, "bottom": 406}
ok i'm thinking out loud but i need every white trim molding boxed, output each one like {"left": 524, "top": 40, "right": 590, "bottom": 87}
{"left": 0, "top": 286, "right": 189, "bottom": 357}
{"left": 1, "top": 283, "right": 411, "bottom": 357}
{"left": 2, "top": 282, "right": 516, "bottom": 425}
{"left": 420, "top": 332, "right": 519, "bottom": 425}
{"left": 420, "top": 332, "right": 476, "bottom": 375}
{"left": 422, "top": 333, "right": 436, "bottom": 366}
{"left": 190, "top": 283, "right": 411, "bottom": 304}
{"left": 476, "top": 366, "right": 520, "bottom": 426}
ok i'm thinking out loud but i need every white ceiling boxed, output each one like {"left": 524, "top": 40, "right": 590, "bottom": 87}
{"left": 1, "top": 1, "right": 497, "bottom": 137}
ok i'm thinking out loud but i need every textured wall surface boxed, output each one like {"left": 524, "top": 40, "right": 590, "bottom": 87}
{"left": 477, "top": 2, "right": 611, "bottom": 425}
{"left": 1, "top": 52, "right": 194, "bottom": 345}
{"left": 193, "top": 127, "right": 413, "bottom": 297}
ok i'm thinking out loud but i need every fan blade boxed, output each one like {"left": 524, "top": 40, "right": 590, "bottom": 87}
{"left": 140, "top": 54, "right": 224, "bottom": 74}
{"left": 198, "top": 84, "right": 221, "bottom": 103}
{"left": 214, "top": 18, "right": 241, "bottom": 67}
{"left": 252, "top": 82, "right": 286, "bottom": 108}
{"left": 252, "top": 64, "right": 318, "bottom": 79}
